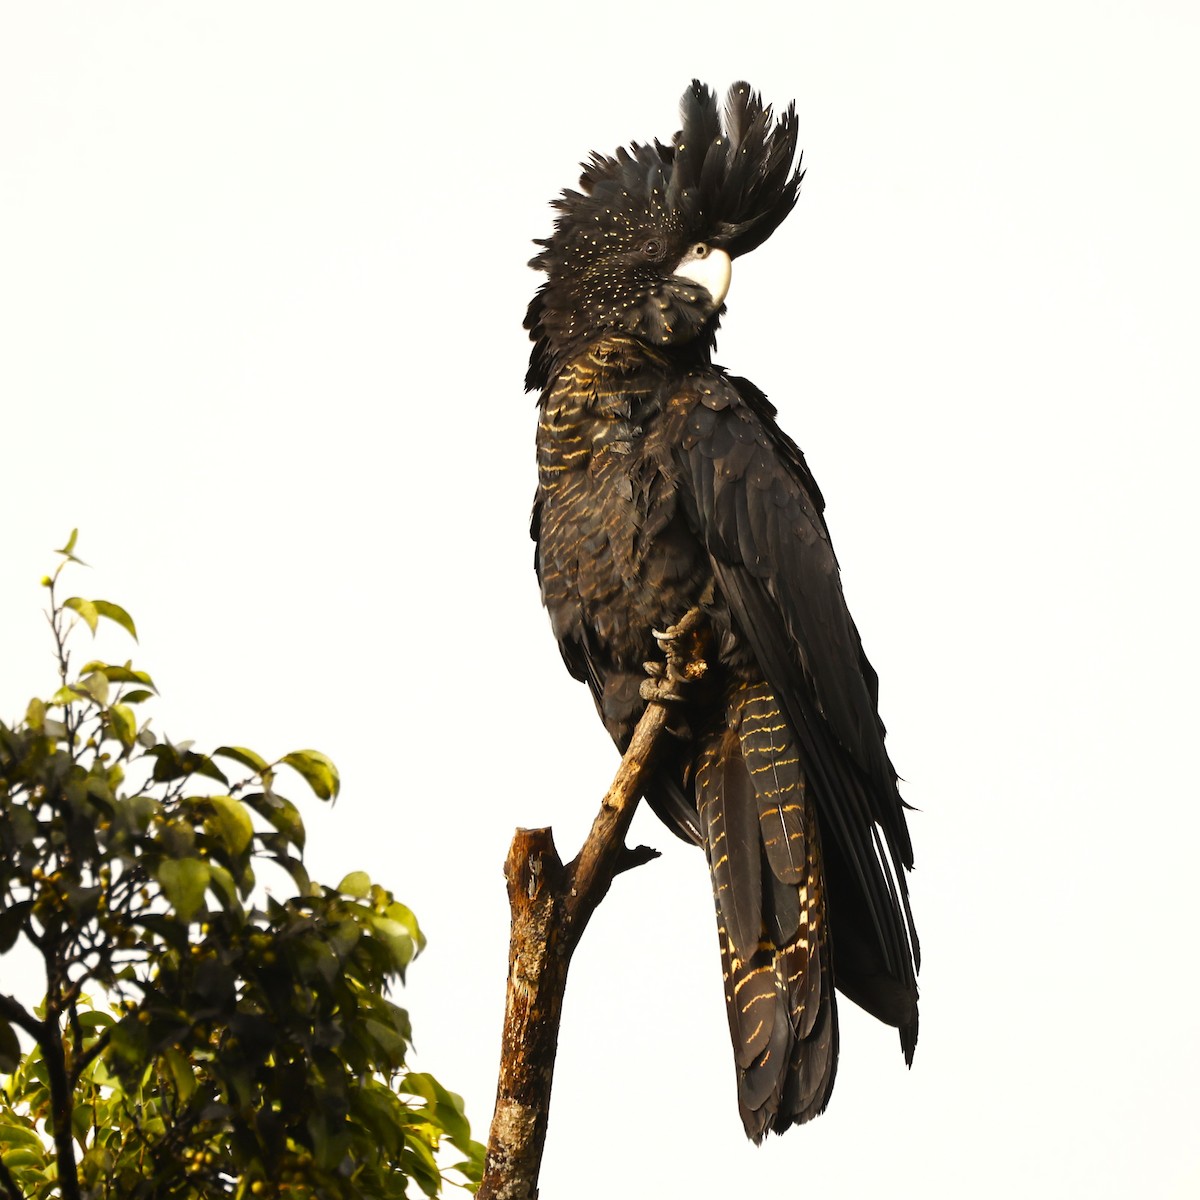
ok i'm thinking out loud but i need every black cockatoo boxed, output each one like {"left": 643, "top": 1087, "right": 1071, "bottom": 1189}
{"left": 527, "top": 81, "right": 919, "bottom": 1140}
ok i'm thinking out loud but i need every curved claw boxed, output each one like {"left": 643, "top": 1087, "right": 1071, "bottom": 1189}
{"left": 642, "top": 606, "right": 709, "bottom": 706}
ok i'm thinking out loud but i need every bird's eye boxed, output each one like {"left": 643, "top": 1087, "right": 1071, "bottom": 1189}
{"left": 641, "top": 238, "right": 663, "bottom": 259}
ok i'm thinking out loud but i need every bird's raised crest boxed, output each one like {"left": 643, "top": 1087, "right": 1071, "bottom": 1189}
{"left": 531, "top": 81, "right": 803, "bottom": 279}
{"left": 526, "top": 82, "right": 805, "bottom": 391}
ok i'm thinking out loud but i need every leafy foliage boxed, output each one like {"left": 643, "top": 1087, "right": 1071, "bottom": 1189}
{"left": 0, "top": 535, "right": 483, "bottom": 1199}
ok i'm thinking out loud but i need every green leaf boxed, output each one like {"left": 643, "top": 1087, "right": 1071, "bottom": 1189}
{"left": 352, "top": 1083, "right": 407, "bottom": 1155}
{"left": 338, "top": 871, "right": 371, "bottom": 899}
{"left": 157, "top": 858, "right": 211, "bottom": 922}
{"left": 369, "top": 916, "right": 416, "bottom": 972}
{"left": 271, "top": 853, "right": 310, "bottom": 895}
{"left": 207, "top": 795, "right": 253, "bottom": 857}
{"left": 93, "top": 599, "right": 137, "bottom": 641}
{"left": 24, "top": 697, "right": 46, "bottom": 731}
{"left": 147, "top": 744, "right": 229, "bottom": 786}
{"left": 451, "top": 1155, "right": 486, "bottom": 1185}
{"left": 281, "top": 749, "right": 340, "bottom": 801}
{"left": 258, "top": 795, "right": 306, "bottom": 851}
{"left": 191, "top": 754, "right": 230, "bottom": 785}
{"left": 362, "top": 1017, "right": 407, "bottom": 1063}
{"left": 115, "top": 793, "right": 160, "bottom": 835}
{"left": 0, "top": 1147, "right": 46, "bottom": 1170}
{"left": 55, "top": 528, "right": 87, "bottom": 564}
{"left": 76, "top": 1010, "right": 115, "bottom": 1031}
{"left": 72, "top": 1101, "right": 92, "bottom": 1147}
{"left": 213, "top": 745, "right": 269, "bottom": 774}
{"left": 163, "top": 1046, "right": 197, "bottom": 1102}
{"left": 119, "top": 688, "right": 155, "bottom": 705}
{"left": 109, "top": 703, "right": 138, "bottom": 748}
{"left": 108, "top": 1017, "right": 148, "bottom": 1068}
{"left": 80, "top": 661, "right": 156, "bottom": 691}
{"left": 405, "top": 1072, "right": 473, "bottom": 1145}
{"left": 0, "top": 1019, "right": 20, "bottom": 1072}
{"left": 400, "top": 1135, "right": 442, "bottom": 1198}
{"left": 206, "top": 861, "right": 245, "bottom": 910}
{"left": 64, "top": 596, "right": 99, "bottom": 633}
{"left": 0, "top": 1125, "right": 43, "bottom": 1150}
{"left": 385, "top": 899, "right": 426, "bottom": 953}
{"left": 78, "top": 671, "right": 110, "bottom": 705}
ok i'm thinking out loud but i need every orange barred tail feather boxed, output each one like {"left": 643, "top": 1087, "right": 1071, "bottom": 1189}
{"left": 695, "top": 681, "right": 838, "bottom": 1141}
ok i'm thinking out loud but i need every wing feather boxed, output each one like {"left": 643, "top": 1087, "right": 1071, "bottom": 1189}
{"left": 697, "top": 729, "right": 764, "bottom": 973}
{"left": 670, "top": 372, "right": 919, "bottom": 1030}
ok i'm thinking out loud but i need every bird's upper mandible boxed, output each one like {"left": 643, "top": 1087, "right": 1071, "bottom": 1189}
{"left": 674, "top": 242, "right": 732, "bottom": 309}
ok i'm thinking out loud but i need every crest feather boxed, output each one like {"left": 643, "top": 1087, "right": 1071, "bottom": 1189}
{"left": 538, "top": 80, "right": 803, "bottom": 267}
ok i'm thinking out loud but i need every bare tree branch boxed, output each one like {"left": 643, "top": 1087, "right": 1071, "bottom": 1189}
{"left": 0, "top": 994, "right": 44, "bottom": 1042}
{"left": 39, "top": 1011, "right": 81, "bottom": 1200}
{"left": 477, "top": 698, "right": 673, "bottom": 1200}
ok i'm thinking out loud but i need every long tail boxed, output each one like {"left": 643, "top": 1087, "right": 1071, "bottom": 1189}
{"left": 695, "top": 680, "right": 838, "bottom": 1140}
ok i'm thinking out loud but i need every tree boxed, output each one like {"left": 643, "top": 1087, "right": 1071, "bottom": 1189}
{"left": 0, "top": 534, "right": 483, "bottom": 1200}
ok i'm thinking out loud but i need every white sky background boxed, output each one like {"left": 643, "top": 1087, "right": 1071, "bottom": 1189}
{"left": 2, "top": 3, "right": 1198, "bottom": 1196}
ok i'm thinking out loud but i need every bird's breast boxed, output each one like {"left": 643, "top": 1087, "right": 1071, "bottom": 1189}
{"left": 536, "top": 369, "right": 709, "bottom": 671}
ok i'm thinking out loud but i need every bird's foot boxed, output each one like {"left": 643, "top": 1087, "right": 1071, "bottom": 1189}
{"left": 639, "top": 607, "right": 708, "bottom": 704}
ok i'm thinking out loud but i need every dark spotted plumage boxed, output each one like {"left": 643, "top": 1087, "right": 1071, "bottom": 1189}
{"left": 528, "top": 81, "right": 919, "bottom": 1141}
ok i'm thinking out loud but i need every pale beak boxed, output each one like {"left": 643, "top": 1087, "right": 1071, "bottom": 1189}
{"left": 673, "top": 244, "right": 732, "bottom": 307}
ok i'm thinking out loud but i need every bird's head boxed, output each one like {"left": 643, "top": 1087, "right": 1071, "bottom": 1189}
{"left": 526, "top": 80, "right": 803, "bottom": 390}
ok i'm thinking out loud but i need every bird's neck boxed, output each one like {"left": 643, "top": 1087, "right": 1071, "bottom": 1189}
{"left": 538, "top": 333, "right": 711, "bottom": 396}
